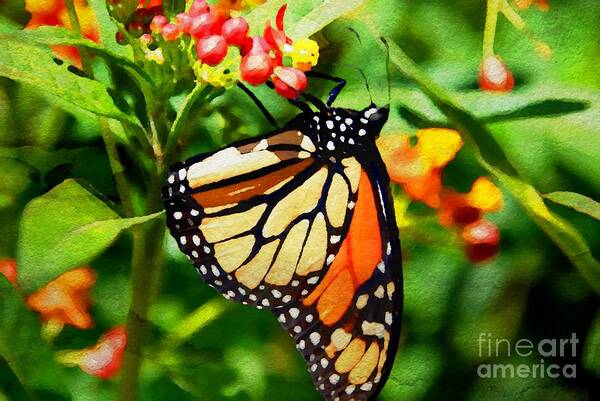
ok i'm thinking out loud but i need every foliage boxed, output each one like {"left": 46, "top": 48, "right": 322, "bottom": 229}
{"left": 0, "top": 0, "right": 599, "bottom": 400}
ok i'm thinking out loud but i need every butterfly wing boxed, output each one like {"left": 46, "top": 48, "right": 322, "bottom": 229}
{"left": 162, "top": 129, "right": 362, "bottom": 309}
{"left": 276, "top": 157, "right": 402, "bottom": 401}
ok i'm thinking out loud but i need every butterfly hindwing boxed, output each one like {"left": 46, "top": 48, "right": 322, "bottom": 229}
{"left": 276, "top": 162, "right": 402, "bottom": 401}
{"left": 163, "top": 129, "right": 361, "bottom": 309}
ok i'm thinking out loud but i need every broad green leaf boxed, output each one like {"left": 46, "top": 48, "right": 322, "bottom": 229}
{"left": 17, "top": 179, "right": 164, "bottom": 292}
{"left": 544, "top": 191, "right": 600, "bottom": 221}
{"left": 0, "top": 279, "right": 69, "bottom": 398}
{"left": 0, "top": 27, "right": 152, "bottom": 93}
{"left": 288, "top": 0, "right": 367, "bottom": 40}
{"left": 0, "top": 37, "right": 141, "bottom": 127}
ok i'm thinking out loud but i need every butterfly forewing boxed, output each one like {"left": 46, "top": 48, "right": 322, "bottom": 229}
{"left": 163, "top": 129, "right": 359, "bottom": 309}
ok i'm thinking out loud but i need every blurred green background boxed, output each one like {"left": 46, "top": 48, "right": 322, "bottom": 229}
{"left": 1, "top": 0, "right": 599, "bottom": 400}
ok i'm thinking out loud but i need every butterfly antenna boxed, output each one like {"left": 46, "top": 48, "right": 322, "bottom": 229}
{"left": 380, "top": 36, "right": 392, "bottom": 105}
{"left": 338, "top": 64, "right": 373, "bottom": 105}
{"left": 344, "top": 27, "right": 374, "bottom": 105}
{"left": 237, "top": 82, "right": 280, "bottom": 129}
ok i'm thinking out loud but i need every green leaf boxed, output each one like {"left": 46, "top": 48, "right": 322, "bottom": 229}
{"left": 0, "top": 36, "right": 141, "bottom": 127}
{"left": 0, "top": 27, "right": 153, "bottom": 94}
{"left": 288, "top": 0, "right": 367, "bottom": 40}
{"left": 17, "top": 179, "right": 164, "bottom": 292}
{"left": 544, "top": 191, "right": 600, "bottom": 221}
{"left": 0, "top": 279, "right": 69, "bottom": 398}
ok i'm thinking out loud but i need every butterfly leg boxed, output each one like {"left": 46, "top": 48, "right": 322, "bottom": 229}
{"left": 305, "top": 71, "right": 346, "bottom": 107}
{"left": 237, "top": 82, "right": 280, "bottom": 129}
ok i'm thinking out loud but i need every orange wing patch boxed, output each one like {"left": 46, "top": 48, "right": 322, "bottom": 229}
{"left": 303, "top": 170, "right": 382, "bottom": 326}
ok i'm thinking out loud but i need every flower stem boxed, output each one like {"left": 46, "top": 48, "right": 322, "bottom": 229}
{"left": 163, "top": 84, "right": 216, "bottom": 167}
{"left": 483, "top": 0, "right": 501, "bottom": 57}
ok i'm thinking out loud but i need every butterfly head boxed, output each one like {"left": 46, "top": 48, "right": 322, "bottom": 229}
{"left": 361, "top": 103, "right": 389, "bottom": 139}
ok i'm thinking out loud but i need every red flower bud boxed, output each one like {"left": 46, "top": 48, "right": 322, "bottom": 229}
{"left": 190, "top": 12, "right": 218, "bottom": 39}
{"left": 221, "top": 17, "right": 249, "bottom": 47}
{"left": 479, "top": 55, "right": 514, "bottom": 93}
{"left": 461, "top": 219, "right": 500, "bottom": 263}
{"left": 80, "top": 326, "right": 127, "bottom": 379}
{"left": 150, "top": 15, "right": 168, "bottom": 34}
{"left": 176, "top": 12, "right": 193, "bottom": 34}
{"left": 127, "top": 21, "right": 145, "bottom": 38}
{"left": 189, "top": 0, "right": 209, "bottom": 17}
{"left": 272, "top": 67, "right": 307, "bottom": 99}
{"left": 162, "top": 24, "right": 180, "bottom": 41}
{"left": 241, "top": 37, "right": 274, "bottom": 85}
{"left": 115, "top": 31, "right": 126, "bottom": 44}
{"left": 196, "top": 35, "right": 228, "bottom": 66}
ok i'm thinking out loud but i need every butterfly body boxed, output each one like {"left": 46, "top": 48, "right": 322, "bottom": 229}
{"left": 163, "top": 102, "right": 402, "bottom": 401}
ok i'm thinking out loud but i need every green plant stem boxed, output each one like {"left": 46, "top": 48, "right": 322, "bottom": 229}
{"left": 163, "top": 84, "right": 213, "bottom": 168}
{"left": 99, "top": 119, "right": 135, "bottom": 217}
{"left": 483, "top": 0, "right": 501, "bottom": 57}
{"left": 118, "top": 188, "right": 165, "bottom": 401}
{"left": 64, "top": 0, "right": 93, "bottom": 77}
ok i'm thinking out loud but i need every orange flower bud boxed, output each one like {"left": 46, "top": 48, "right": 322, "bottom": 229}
{"left": 0, "top": 258, "right": 17, "bottom": 286}
{"left": 479, "top": 55, "right": 515, "bottom": 93}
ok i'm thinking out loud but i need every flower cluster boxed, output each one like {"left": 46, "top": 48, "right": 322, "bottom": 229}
{"left": 1, "top": 260, "right": 127, "bottom": 379}
{"left": 379, "top": 128, "right": 503, "bottom": 263}
{"left": 24, "top": 0, "right": 100, "bottom": 68}
{"left": 144, "top": 0, "right": 319, "bottom": 98}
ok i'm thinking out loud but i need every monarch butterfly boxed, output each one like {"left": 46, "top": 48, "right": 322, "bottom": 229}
{"left": 162, "top": 76, "right": 402, "bottom": 401}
